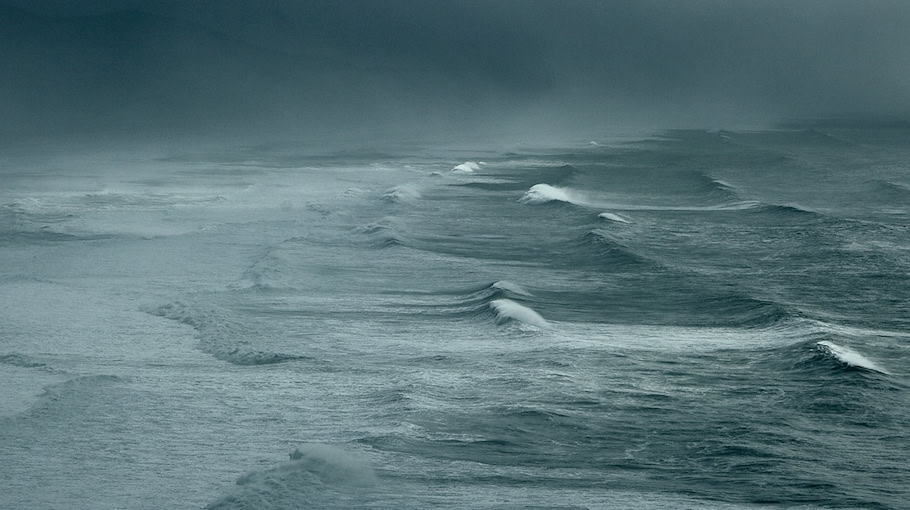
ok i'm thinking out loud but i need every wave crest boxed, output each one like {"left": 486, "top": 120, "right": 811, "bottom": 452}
{"left": 518, "top": 184, "right": 579, "bottom": 205}
{"left": 207, "top": 445, "right": 376, "bottom": 510}
{"left": 815, "top": 341, "right": 890, "bottom": 374}
{"left": 382, "top": 184, "right": 421, "bottom": 204}
{"left": 598, "top": 211, "right": 631, "bottom": 223}
{"left": 451, "top": 161, "right": 483, "bottom": 174}
{"left": 489, "top": 299, "right": 549, "bottom": 329}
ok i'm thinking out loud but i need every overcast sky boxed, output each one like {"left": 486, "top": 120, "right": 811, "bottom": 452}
{"left": 2, "top": 0, "right": 910, "bottom": 142}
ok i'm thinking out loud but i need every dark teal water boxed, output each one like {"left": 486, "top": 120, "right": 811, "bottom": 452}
{"left": 1, "top": 127, "right": 908, "bottom": 509}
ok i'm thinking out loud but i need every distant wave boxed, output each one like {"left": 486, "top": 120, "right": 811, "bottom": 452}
{"left": 451, "top": 161, "right": 484, "bottom": 174}
{"left": 489, "top": 299, "right": 549, "bottom": 328}
{"left": 0, "top": 229, "right": 115, "bottom": 244}
{"left": 27, "top": 375, "right": 126, "bottom": 412}
{"left": 746, "top": 202, "right": 818, "bottom": 216}
{"left": 598, "top": 212, "right": 631, "bottom": 223}
{"left": 206, "top": 445, "right": 376, "bottom": 510}
{"left": 679, "top": 172, "right": 741, "bottom": 203}
{"left": 355, "top": 222, "right": 406, "bottom": 249}
{"left": 239, "top": 245, "right": 295, "bottom": 291}
{"left": 1, "top": 201, "right": 111, "bottom": 244}
{"left": 146, "top": 302, "right": 308, "bottom": 366}
{"left": 381, "top": 184, "right": 421, "bottom": 204}
{"left": 867, "top": 179, "right": 910, "bottom": 203}
{"left": 815, "top": 340, "right": 890, "bottom": 374}
{"left": 0, "top": 353, "right": 50, "bottom": 370}
{"left": 695, "top": 294, "right": 797, "bottom": 329}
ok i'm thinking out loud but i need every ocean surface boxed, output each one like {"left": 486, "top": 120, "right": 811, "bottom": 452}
{"left": 1, "top": 127, "right": 908, "bottom": 509}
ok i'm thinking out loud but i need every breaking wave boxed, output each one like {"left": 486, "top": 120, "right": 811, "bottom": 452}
{"left": 382, "top": 184, "right": 421, "bottom": 204}
{"left": 206, "top": 445, "right": 376, "bottom": 510}
{"left": 815, "top": 341, "right": 890, "bottom": 374}
{"left": 451, "top": 161, "right": 483, "bottom": 174}
{"left": 489, "top": 299, "right": 549, "bottom": 329}
{"left": 518, "top": 184, "right": 583, "bottom": 206}
{"left": 598, "top": 211, "right": 631, "bottom": 223}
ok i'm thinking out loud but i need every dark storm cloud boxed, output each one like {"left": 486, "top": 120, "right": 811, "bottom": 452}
{"left": 2, "top": 0, "right": 910, "bottom": 140}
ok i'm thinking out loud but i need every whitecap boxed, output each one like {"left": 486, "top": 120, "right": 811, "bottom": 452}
{"left": 598, "top": 211, "right": 631, "bottom": 223}
{"left": 451, "top": 161, "right": 483, "bottom": 174}
{"left": 381, "top": 184, "right": 421, "bottom": 204}
{"left": 519, "top": 184, "right": 577, "bottom": 205}
{"left": 489, "top": 299, "right": 548, "bottom": 328}
{"left": 816, "top": 341, "right": 890, "bottom": 374}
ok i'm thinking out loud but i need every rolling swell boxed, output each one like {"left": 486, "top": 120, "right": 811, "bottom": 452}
{"left": 0, "top": 353, "right": 51, "bottom": 370}
{"left": 577, "top": 229, "right": 655, "bottom": 269}
{"left": 355, "top": 221, "right": 407, "bottom": 249}
{"left": 693, "top": 294, "right": 797, "bottom": 329}
{"left": 146, "top": 302, "right": 308, "bottom": 366}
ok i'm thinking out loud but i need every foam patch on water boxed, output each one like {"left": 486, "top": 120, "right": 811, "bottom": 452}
{"left": 816, "top": 341, "right": 890, "bottom": 374}
{"left": 489, "top": 299, "right": 549, "bottom": 328}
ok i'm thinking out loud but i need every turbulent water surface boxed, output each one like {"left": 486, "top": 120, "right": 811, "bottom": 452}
{"left": 1, "top": 128, "right": 908, "bottom": 509}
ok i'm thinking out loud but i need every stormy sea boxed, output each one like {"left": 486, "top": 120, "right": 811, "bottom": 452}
{"left": 1, "top": 125, "right": 908, "bottom": 509}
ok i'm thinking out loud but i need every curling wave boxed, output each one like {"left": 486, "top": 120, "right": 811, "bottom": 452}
{"left": 489, "top": 299, "right": 549, "bottom": 329}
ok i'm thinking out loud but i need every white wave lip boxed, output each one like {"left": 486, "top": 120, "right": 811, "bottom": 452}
{"left": 816, "top": 341, "right": 890, "bottom": 374}
{"left": 598, "top": 211, "right": 631, "bottom": 223}
{"left": 519, "top": 184, "right": 576, "bottom": 205}
{"left": 489, "top": 299, "right": 548, "bottom": 328}
{"left": 451, "top": 161, "right": 484, "bottom": 174}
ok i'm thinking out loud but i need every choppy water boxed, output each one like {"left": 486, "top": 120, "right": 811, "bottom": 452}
{"left": 1, "top": 128, "right": 908, "bottom": 509}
